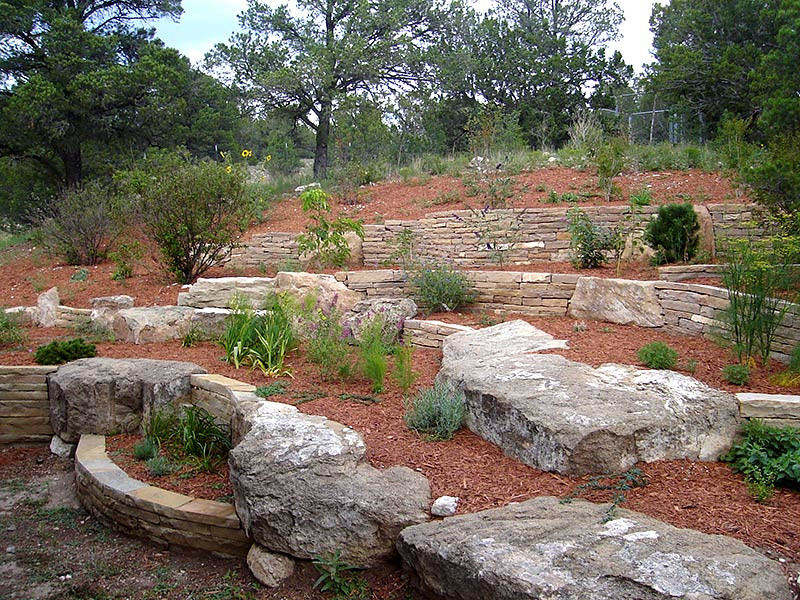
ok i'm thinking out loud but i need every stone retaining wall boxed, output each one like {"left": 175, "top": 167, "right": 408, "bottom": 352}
{"left": 75, "top": 434, "right": 250, "bottom": 556}
{"left": 0, "top": 366, "right": 56, "bottom": 445}
{"left": 658, "top": 264, "right": 725, "bottom": 282}
{"left": 737, "top": 393, "right": 800, "bottom": 429}
{"left": 229, "top": 203, "right": 765, "bottom": 270}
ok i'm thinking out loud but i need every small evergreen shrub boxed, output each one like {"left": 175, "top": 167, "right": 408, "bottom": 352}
{"left": 567, "top": 207, "right": 612, "bottom": 268}
{"left": 637, "top": 341, "right": 678, "bottom": 370}
{"left": 403, "top": 382, "right": 466, "bottom": 441}
{"left": 133, "top": 438, "right": 158, "bottom": 461}
{"left": 34, "top": 338, "right": 97, "bottom": 365}
{"left": 643, "top": 203, "right": 699, "bottom": 264}
{"left": 722, "top": 363, "right": 750, "bottom": 385}
{"left": 407, "top": 261, "right": 476, "bottom": 314}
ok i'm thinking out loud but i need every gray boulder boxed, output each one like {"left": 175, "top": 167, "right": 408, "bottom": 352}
{"left": 342, "top": 297, "right": 417, "bottom": 343}
{"left": 48, "top": 358, "right": 206, "bottom": 443}
{"left": 229, "top": 406, "right": 430, "bottom": 565}
{"left": 437, "top": 321, "right": 739, "bottom": 475}
{"left": 112, "top": 306, "right": 195, "bottom": 343}
{"left": 397, "top": 497, "right": 791, "bottom": 600}
{"left": 273, "top": 272, "right": 362, "bottom": 313}
{"left": 177, "top": 277, "right": 275, "bottom": 309}
{"left": 246, "top": 545, "right": 294, "bottom": 588}
{"left": 37, "top": 287, "right": 60, "bottom": 327}
{"left": 90, "top": 295, "right": 135, "bottom": 330}
{"left": 568, "top": 277, "right": 664, "bottom": 327}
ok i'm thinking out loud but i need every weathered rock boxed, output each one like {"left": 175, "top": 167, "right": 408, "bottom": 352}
{"left": 397, "top": 497, "right": 791, "bottom": 600}
{"left": 246, "top": 545, "right": 295, "bottom": 588}
{"left": 230, "top": 405, "right": 430, "bottom": 565}
{"left": 48, "top": 358, "right": 206, "bottom": 443}
{"left": 190, "top": 307, "right": 232, "bottom": 339}
{"left": 431, "top": 496, "right": 458, "bottom": 517}
{"left": 342, "top": 297, "right": 417, "bottom": 342}
{"left": 49, "top": 435, "right": 75, "bottom": 458}
{"left": 568, "top": 277, "right": 664, "bottom": 327}
{"left": 177, "top": 277, "right": 275, "bottom": 309}
{"left": 294, "top": 182, "right": 321, "bottom": 193}
{"left": 437, "top": 321, "right": 739, "bottom": 475}
{"left": 112, "top": 306, "right": 196, "bottom": 344}
{"left": 37, "top": 287, "right": 60, "bottom": 327}
{"left": 3, "top": 306, "right": 37, "bottom": 327}
{"left": 273, "top": 272, "right": 362, "bottom": 313}
{"left": 694, "top": 204, "right": 716, "bottom": 260}
{"left": 90, "top": 295, "right": 135, "bottom": 311}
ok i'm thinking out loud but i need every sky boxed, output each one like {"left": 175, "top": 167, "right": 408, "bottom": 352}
{"left": 152, "top": 0, "right": 663, "bottom": 73}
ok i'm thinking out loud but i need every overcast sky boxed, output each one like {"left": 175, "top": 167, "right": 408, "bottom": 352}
{"left": 153, "top": 0, "right": 662, "bottom": 73}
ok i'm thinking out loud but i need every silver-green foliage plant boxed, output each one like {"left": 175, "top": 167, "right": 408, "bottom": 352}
{"left": 403, "top": 382, "right": 466, "bottom": 441}
{"left": 407, "top": 260, "right": 476, "bottom": 314}
{"left": 295, "top": 188, "right": 364, "bottom": 268}
{"left": 721, "top": 236, "right": 800, "bottom": 365}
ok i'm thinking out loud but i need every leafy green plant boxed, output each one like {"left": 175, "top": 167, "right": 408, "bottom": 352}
{"left": 34, "top": 338, "right": 97, "bottom": 365}
{"left": 465, "top": 206, "right": 527, "bottom": 266}
{"left": 637, "top": 342, "right": 678, "bottom": 370}
{"left": 133, "top": 438, "right": 158, "bottom": 461}
{"left": 109, "top": 240, "right": 143, "bottom": 280}
{"left": 561, "top": 468, "right": 649, "bottom": 522}
{"left": 181, "top": 327, "right": 203, "bottom": 348}
{"left": 70, "top": 267, "right": 89, "bottom": 282}
{"left": 723, "top": 419, "right": 800, "bottom": 501}
{"left": 643, "top": 203, "right": 699, "bottom": 265}
{"left": 312, "top": 551, "right": 368, "bottom": 600}
{"left": 407, "top": 260, "right": 476, "bottom": 314}
{"left": 175, "top": 405, "right": 232, "bottom": 469}
{"left": 629, "top": 187, "right": 653, "bottom": 207}
{"left": 0, "top": 310, "right": 25, "bottom": 347}
{"left": 295, "top": 188, "right": 364, "bottom": 268}
{"left": 145, "top": 406, "right": 179, "bottom": 447}
{"left": 146, "top": 455, "right": 176, "bottom": 477}
{"left": 567, "top": 207, "right": 612, "bottom": 268}
{"left": 305, "top": 304, "right": 355, "bottom": 381}
{"left": 596, "top": 137, "right": 627, "bottom": 201}
{"left": 392, "top": 339, "right": 419, "bottom": 396}
{"left": 403, "top": 382, "right": 466, "bottom": 441}
{"left": 722, "top": 363, "right": 750, "bottom": 385}
{"left": 385, "top": 227, "right": 416, "bottom": 269}
{"left": 357, "top": 314, "right": 393, "bottom": 394}
{"left": 255, "top": 381, "right": 290, "bottom": 398}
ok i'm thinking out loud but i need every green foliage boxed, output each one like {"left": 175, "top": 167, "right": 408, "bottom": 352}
{"left": 407, "top": 261, "right": 476, "bottom": 314}
{"left": 70, "top": 268, "right": 89, "bottom": 282}
{"left": 744, "top": 132, "right": 800, "bottom": 234}
{"left": 109, "top": 240, "right": 143, "bottom": 281}
{"left": 181, "top": 327, "right": 203, "bottom": 348}
{"left": 561, "top": 468, "right": 649, "bottom": 522}
{"left": 462, "top": 171, "right": 516, "bottom": 208}
{"left": 720, "top": 236, "right": 800, "bottom": 365}
{"left": 219, "top": 294, "right": 297, "bottom": 377}
{"left": 305, "top": 305, "right": 355, "bottom": 382}
{"left": 133, "top": 438, "right": 158, "bottom": 461}
{"left": 145, "top": 407, "right": 179, "bottom": 447}
{"left": 643, "top": 203, "right": 700, "bottom": 265}
{"left": 403, "top": 382, "right": 466, "bottom": 441}
{"left": 255, "top": 381, "right": 290, "bottom": 398}
{"left": 567, "top": 207, "right": 612, "bottom": 269}
{"left": 129, "top": 158, "right": 254, "bottom": 284}
{"left": 722, "top": 363, "right": 750, "bottom": 386}
{"left": 596, "top": 138, "right": 627, "bottom": 201}
{"left": 312, "top": 551, "right": 368, "bottom": 599}
{"left": 34, "top": 338, "right": 97, "bottom": 365}
{"left": 174, "top": 406, "right": 232, "bottom": 471}
{"left": 0, "top": 311, "right": 25, "bottom": 347}
{"left": 357, "top": 315, "right": 393, "bottom": 394}
{"left": 789, "top": 344, "right": 800, "bottom": 373}
{"left": 145, "top": 455, "right": 177, "bottom": 478}
{"left": 723, "top": 419, "right": 800, "bottom": 501}
{"left": 386, "top": 227, "right": 416, "bottom": 270}
{"left": 295, "top": 189, "right": 365, "bottom": 268}
{"left": 465, "top": 206, "right": 526, "bottom": 266}
{"left": 37, "top": 181, "right": 124, "bottom": 266}
{"left": 392, "top": 340, "right": 419, "bottom": 396}
{"left": 637, "top": 342, "right": 678, "bottom": 370}
{"left": 629, "top": 187, "right": 653, "bottom": 207}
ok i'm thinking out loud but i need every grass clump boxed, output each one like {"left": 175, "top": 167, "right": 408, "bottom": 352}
{"left": 407, "top": 260, "right": 476, "bottom": 314}
{"left": 0, "top": 310, "right": 25, "bottom": 347}
{"left": 357, "top": 314, "right": 395, "bottom": 394}
{"left": 305, "top": 304, "right": 355, "bottom": 381}
{"left": 392, "top": 339, "right": 419, "bottom": 396}
{"left": 403, "top": 382, "right": 466, "bottom": 441}
{"left": 722, "top": 363, "right": 750, "bottom": 385}
{"left": 637, "top": 341, "right": 678, "bottom": 370}
{"left": 145, "top": 455, "right": 177, "bottom": 477}
{"left": 723, "top": 419, "right": 800, "bottom": 502}
{"left": 34, "top": 338, "right": 96, "bottom": 365}
{"left": 132, "top": 438, "right": 158, "bottom": 461}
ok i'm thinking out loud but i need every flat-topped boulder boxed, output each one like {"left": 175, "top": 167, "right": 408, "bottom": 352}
{"left": 112, "top": 306, "right": 196, "bottom": 344}
{"left": 48, "top": 358, "right": 206, "bottom": 443}
{"left": 568, "top": 277, "right": 664, "bottom": 327}
{"left": 229, "top": 401, "right": 430, "bottom": 565}
{"left": 397, "top": 497, "right": 791, "bottom": 600}
{"left": 437, "top": 321, "right": 739, "bottom": 475}
{"left": 342, "top": 297, "right": 417, "bottom": 342}
{"left": 177, "top": 277, "right": 276, "bottom": 308}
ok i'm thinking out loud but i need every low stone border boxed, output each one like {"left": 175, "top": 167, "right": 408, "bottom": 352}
{"left": 738, "top": 393, "right": 800, "bottom": 429}
{"left": 74, "top": 434, "right": 250, "bottom": 556}
{"left": 0, "top": 365, "right": 56, "bottom": 445}
{"left": 404, "top": 319, "right": 474, "bottom": 349}
{"left": 658, "top": 264, "right": 725, "bottom": 282}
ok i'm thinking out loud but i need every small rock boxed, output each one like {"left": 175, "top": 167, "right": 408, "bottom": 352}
{"left": 246, "top": 545, "right": 295, "bottom": 588}
{"left": 294, "top": 182, "right": 321, "bottom": 193}
{"left": 49, "top": 435, "right": 75, "bottom": 459}
{"left": 6, "top": 546, "right": 15, "bottom": 554}
{"left": 6, "top": 525, "right": 15, "bottom": 532}
{"left": 431, "top": 496, "right": 459, "bottom": 517}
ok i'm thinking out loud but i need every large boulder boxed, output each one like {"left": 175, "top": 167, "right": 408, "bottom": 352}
{"left": 37, "top": 287, "right": 60, "bottom": 327}
{"left": 229, "top": 403, "right": 430, "bottom": 565}
{"left": 342, "top": 297, "right": 418, "bottom": 342}
{"left": 112, "top": 306, "right": 195, "bottom": 344}
{"left": 177, "top": 277, "right": 275, "bottom": 309}
{"left": 568, "top": 277, "right": 665, "bottom": 327}
{"left": 48, "top": 358, "right": 206, "bottom": 443}
{"left": 273, "top": 272, "right": 362, "bottom": 313}
{"left": 437, "top": 321, "right": 739, "bottom": 475}
{"left": 90, "top": 295, "right": 134, "bottom": 330}
{"left": 397, "top": 497, "right": 791, "bottom": 600}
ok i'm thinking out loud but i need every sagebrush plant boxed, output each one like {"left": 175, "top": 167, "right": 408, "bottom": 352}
{"left": 34, "top": 338, "right": 97, "bottom": 365}
{"left": 722, "top": 363, "right": 750, "bottom": 385}
{"left": 36, "top": 180, "right": 125, "bottom": 266}
{"left": 567, "top": 207, "right": 612, "bottom": 269}
{"left": 403, "top": 382, "right": 466, "bottom": 441}
{"left": 128, "top": 157, "right": 254, "bottom": 284}
{"left": 295, "top": 188, "right": 364, "bottom": 268}
{"left": 0, "top": 310, "right": 25, "bottom": 347}
{"left": 643, "top": 203, "right": 699, "bottom": 265}
{"left": 407, "top": 260, "right": 476, "bottom": 314}
{"left": 637, "top": 341, "right": 678, "bottom": 370}
{"left": 723, "top": 419, "right": 800, "bottom": 501}
{"left": 145, "top": 455, "right": 176, "bottom": 477}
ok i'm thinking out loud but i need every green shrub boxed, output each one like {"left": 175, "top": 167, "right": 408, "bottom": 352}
{"left": 637, "top": 342, "right": 678, "bottom": 370}
{"left": 305, "top": 305, "right": 355, "bottom": 381}
{"left": 255, "top": 381, "right": 290, "bottom": 398}
{"left": 357, "top": 314, "right": 392, "bottom": 394}
{"left": 643, "top": 203, "right": 699, "bottom": 265}
{"left": 0, "top": 310, "right": 25, "bottom": 347}
{"left": 723, "top": 419, "right": 800, "bottom": 501}
{"left": 109, "top": 240, "right": 143, "bottom": 281}
{"left": 129, "top": 158, "right": 254, "bottom": 284}
{"left": 34, "top": 338, "right": 97, "bottom": 365}
{"left": 407, "top": 261, "right": 476, "bottom": 314}
{"left": 133, "top": 438, "right": 158, "bottom": 461}
{"left": 722, "top": 363, "right": 750, "bottom": 385}
{"left": 744, "top": 131, "right": 800, "bottom": 234}
{"left": 295, "top": 188, "right": 364, "bottom": 268}
{"left": 312, "top": 551, "right": 367, "bottom": 599}
{"left": 145, "top": 455, "right": 176, "bottom": 477}
{"left": 596, "top": 137, "right": 627, "bottom": 201}
{"left": 392, "top": 340, "right": 419, "bottom": 396}
{"left": 567, "top": 207, "right": 612, "bottom": 269}
{"left": 403, "top": 382, "right": 466, "bottom": 441}
{"left": 789, "top": 344, "right": 800, "bottom": 373}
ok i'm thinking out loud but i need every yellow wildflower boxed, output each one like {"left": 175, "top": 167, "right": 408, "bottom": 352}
{"left": 225, "top": 165, "right": 232, "bottom": 173}
{"left": 266, "top": 154, "right": 272, "bottom": 162}
{"left": 241, "top": 149, "right": 253, "bottom": 158}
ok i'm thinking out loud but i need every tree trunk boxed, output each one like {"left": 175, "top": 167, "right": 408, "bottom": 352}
{"left": 60, "top": 145, "right": 83, "bottom": 189}
{"left": 313, "top": 99, "right": 332, "bottom": 180}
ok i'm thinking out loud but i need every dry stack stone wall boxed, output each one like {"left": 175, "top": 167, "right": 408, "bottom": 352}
{"left": 0, "top": 366, "right": 56, "bottom": 445}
